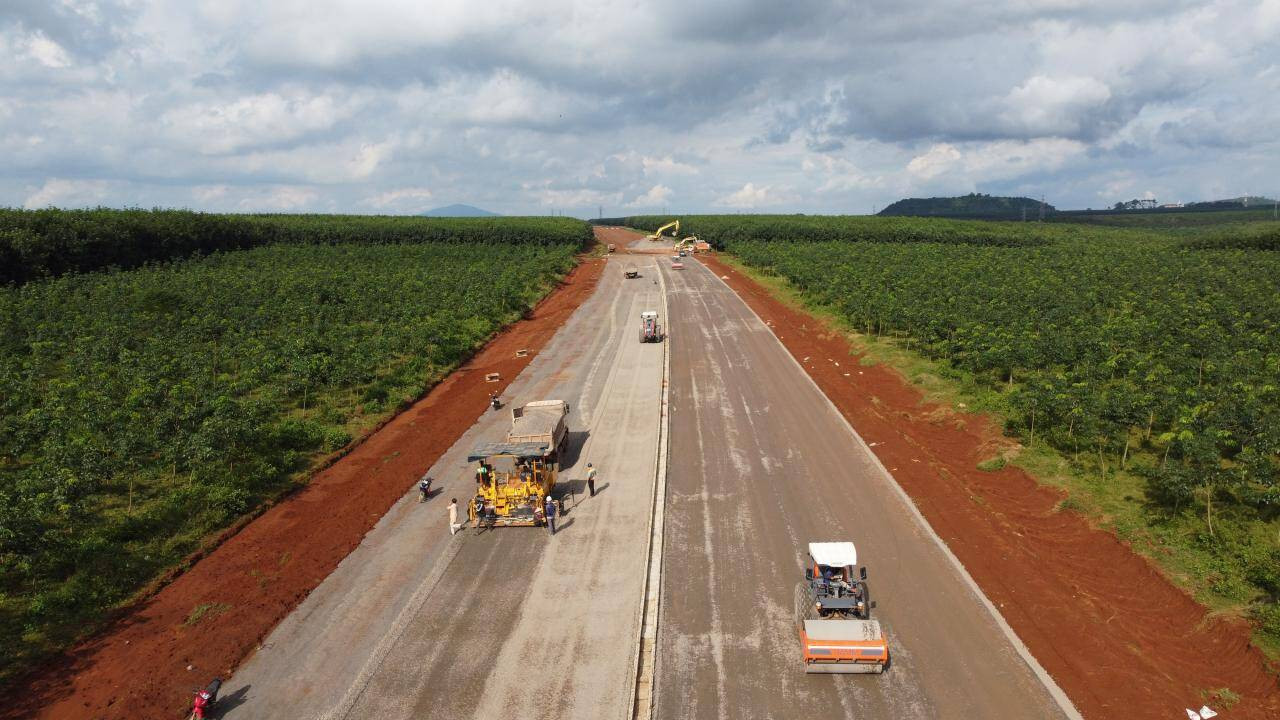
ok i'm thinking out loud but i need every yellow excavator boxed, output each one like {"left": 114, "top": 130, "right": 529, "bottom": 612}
{"left": 647, "top": 219, "right": 679, "bottom": 241}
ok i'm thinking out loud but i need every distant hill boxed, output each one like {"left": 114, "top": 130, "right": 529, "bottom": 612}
{"left": 421, "top": 204, "right": 499, "bottom": 217}
{"left": 1186, "top": 196, "right": 1278, "bottom": 209}
{"left": 879, "top": 193, "right": 1054, "bottom": 220}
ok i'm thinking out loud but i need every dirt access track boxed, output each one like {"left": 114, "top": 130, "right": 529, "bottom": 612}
{"left": 700, "top": 252, "right": 1280, "bottom": 719}
{"left": 11, "top": 247, "right": 606, "bottom": 720}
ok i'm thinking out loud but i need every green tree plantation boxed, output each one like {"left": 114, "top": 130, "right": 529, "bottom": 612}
{"left": 0, "top": 211, "right": 586, "bottom": 678}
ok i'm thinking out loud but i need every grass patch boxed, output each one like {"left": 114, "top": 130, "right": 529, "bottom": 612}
{"left": 1202, "top": 686, "right": 1241, "bottom": 709}
{"left": 976, "top": 456, "right": 1007, "bottom": 472}
{"left": 1055, "top": 496, "right": 1087, "bottom": 514}
{"left": 183, "top": 602, "right": 231, "bottom": 627}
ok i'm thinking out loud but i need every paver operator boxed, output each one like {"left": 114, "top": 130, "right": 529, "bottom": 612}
{"left": 544, "top": 494, "right": 557, "bottom": 535}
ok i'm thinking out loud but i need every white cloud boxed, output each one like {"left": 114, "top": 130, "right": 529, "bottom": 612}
{"left": 627, "top": 184, "right": 673, "bottom": 207}
{"left": 1001, "top": 75, "right": 1112, "bottom": 136}
{"left": 240, "top": 185, "right": 320, "bottom": 210}
{"left": 192, "top": 185, "right": 230, "bottom": 203}
{"left": 641, "top": 156, "right": 698, "bottom": 176}
{"left": 0, "top": 1, "right": 1276, "bottom": 215}
{"left": 716, "top": 182, "right": 775, "bottom": 208}
{"left": 21, "top": 33, "right": 73, "bottom": 69}
{"left": 907, "top": 144, "right": 964, "bottom": 180}
{"left": 364, "top": 186, "right": 434, "bottom": 209}
{"left": 521, "top": 181, "right": 622, "bottom": 210}
{"left": 23, "top": 178, "right": 110, "bottom": 208}
{"left": 348, "top": 142, "right": 392, "bottom": 179}
{"left": 160, "top": 91, "right": 359, "bottom": 155}
{"left": 804, "top": 155, "right": 881, "bottom": 194}
{"left": 907, "top": 139, "right": 1085, "bottom": 184}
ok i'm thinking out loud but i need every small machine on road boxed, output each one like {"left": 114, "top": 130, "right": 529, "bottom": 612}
{"left": 797, "top": 541, "right": 889, "bottom": 674}
{"left": 624, "top": 266, "right": 640, "bottom": 279}
{"left": 639, "top": 311, "right": 663, "bottom": 343}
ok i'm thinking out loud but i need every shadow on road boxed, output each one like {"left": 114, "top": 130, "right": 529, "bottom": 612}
{"left": 215, "top": 684, "right": 250, "bottom": 717}
{"left": 560, "top": 430, "right": 590, "bottom": 468}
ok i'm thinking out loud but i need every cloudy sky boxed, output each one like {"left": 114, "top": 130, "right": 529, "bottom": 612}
{"left": 2, "top": 1, "right": 1277, "bottom": 216}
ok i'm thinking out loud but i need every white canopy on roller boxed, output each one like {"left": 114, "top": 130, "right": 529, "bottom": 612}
{"left": 808, "top": 541, "right": 857, "bottom": 568}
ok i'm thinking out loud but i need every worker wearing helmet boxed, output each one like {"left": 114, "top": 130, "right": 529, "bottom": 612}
{"left": 544, "top": 494, "right": 557, "bottom": 535}
{"left": 585, "top": 463, "right": 597, "bottom": 497}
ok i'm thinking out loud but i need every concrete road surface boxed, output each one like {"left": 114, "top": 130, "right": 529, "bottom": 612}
{"left": 653, "top": 256, "right": 1077, "bottom": 719}
{"left": 222, "top": 252, "right": 667, "bottom": 720}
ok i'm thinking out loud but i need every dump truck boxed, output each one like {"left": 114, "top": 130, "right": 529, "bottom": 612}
{"left": 797, "top": 542, "right": 889, "bottom": 673}
{"left": 506, "top": 400, "right": 570, "bottom": 465}
{"left": 639, "top": 311, "right": 663, "bottom": 343}
{"left": 468, "top": 400, "right": 569, "bottom": 527}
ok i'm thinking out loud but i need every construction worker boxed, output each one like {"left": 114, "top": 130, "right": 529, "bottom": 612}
{"left": 475, "top": 461, "right": 489, "bottom": 486}
{"left": 544, "top": 494, "right": 556, "bottom": 535}
{"left": 448, "top": 498, "right": 461, "bottom": 535}
{"left": 585, "top": 463, "right": 597, "bottom": 497}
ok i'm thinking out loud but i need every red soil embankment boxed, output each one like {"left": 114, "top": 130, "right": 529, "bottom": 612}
{"left": 704, "top": 254, "right": 1279, "bottom": 720}
{"left": 13, "top": 247, "right": 606, "bottom": 720}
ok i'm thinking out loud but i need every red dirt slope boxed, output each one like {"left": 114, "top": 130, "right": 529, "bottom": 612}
{"left": 704, "top": 254, "right": 1280, "bottom": 720}
{"left": 12, "top": 250, "right": 605, "bottom": 720}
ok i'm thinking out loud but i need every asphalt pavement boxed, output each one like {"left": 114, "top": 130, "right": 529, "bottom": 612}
{"left": 222, "top": 252, "right": 667, "bottom": 720}
{"left": 653, "top": 255, "right": 1077, "bottom": 719}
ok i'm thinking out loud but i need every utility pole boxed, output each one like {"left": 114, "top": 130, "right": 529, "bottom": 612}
{"left": 1022, "top": 206, "right": 1027, "bottom": 222}
{"left": 1038, "top": 195, "right": 1045, "bottom": 222}
{"left": 598, "top": 205, "right": 603, "bottom": 219}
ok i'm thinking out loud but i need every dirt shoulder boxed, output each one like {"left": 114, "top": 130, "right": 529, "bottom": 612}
{"left": 13, "top": 250, "right": 606, "bottom": 720}
{"left": 701, "top": 254, "right": 1279, "bottom": 720}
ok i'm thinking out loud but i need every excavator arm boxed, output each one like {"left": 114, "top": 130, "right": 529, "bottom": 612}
{"left": 647, "top": 219, "right": 679, "bottom": 240}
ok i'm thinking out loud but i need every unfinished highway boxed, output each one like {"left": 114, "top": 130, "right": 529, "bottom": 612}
{"left": 221, "top": 247, "right": 667, "bottom": 720}
{"left": 218, "top": 228, "right": 1077, "bottom": 719}
{"left": 653, "top": 246, "right": 1077, "bottom": 719}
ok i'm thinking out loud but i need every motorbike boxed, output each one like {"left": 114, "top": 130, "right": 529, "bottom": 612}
{"left": 490, "top": 393, "right": 502, "bottom": 411}
{"left": 188, "top": 677, "right": 222, "bottom": 720}
{"left": 418, "top": 475, "right": 433, "bottom": 502}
